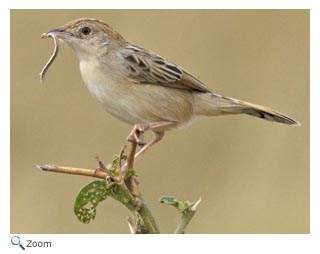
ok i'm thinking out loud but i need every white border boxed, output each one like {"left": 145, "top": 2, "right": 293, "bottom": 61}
{"left": 3, "top": 0, "right": 316, "bottom": 9}
{"left": 1, "top": 1, "right": 317, "bottom": 254}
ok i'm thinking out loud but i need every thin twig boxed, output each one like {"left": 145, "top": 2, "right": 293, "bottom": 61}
{"left": 127, "top": 142, "right": 137, "bottom": 170}
{"left": 34, "top": 164, "right": 107, "bottom": 179}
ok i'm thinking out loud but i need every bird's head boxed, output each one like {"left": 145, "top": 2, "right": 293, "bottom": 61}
{"left": 44, "top": 18, "right": 126, "bottom": 58}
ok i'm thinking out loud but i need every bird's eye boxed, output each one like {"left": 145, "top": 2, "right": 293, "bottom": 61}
{"left": 81, "top": 27, "right": 91, "bottom": 35}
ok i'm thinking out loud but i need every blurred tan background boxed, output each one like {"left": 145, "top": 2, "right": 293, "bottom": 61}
{"left": 11, "top": 10, "right": 309, "bottom": 234}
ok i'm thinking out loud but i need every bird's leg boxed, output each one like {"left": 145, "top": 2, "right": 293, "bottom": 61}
{"left": 133, "top": 131, "right": 165, "bottom": 161}
{"left": 123, "top": 121, "right": 172, "bottom": 171}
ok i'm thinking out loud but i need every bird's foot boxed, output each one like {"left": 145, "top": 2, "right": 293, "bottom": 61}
{"left": 126, "top": 124, "right": 146, "bottom": 146}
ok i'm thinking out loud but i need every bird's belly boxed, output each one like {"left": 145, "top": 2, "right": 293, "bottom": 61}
{"left": 80, "top": 60, "right": 195, "bottom": 127}
{"left": 85, "top": 80, "right": 142, "bottom": 124}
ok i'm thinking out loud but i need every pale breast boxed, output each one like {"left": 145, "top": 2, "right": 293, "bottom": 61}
{"left": 79, "top": 58, "right": 196, "bottom": 128}
{"left": 80, "top": 59, "right": 142, "bottom": 124}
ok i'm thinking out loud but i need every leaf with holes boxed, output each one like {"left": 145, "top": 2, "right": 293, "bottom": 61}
{"left": 74, "top": 180, "right": 108, "bottom": 224}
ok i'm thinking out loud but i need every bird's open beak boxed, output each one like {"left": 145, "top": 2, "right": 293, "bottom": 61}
{"left": 41, "top": 28, "right": 71, "bottom": 39}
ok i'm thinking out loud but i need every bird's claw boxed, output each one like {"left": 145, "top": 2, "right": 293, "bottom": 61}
{"left": 127, "top": 126, "right": 146, "bottom": 147}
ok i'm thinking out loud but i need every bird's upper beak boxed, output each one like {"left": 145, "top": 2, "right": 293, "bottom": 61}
{"left": 42, "top": 28, "right": 71, "bottom": 39}
{"left": 47, "top": 28, "right": 65, "bottom": 34}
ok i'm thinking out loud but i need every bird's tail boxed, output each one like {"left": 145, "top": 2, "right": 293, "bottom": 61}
{"left": 194, "top": 92, "right": 300, "bottom": 126}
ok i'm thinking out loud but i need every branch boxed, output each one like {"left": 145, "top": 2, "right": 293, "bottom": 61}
{"left": 175, "top": 198, "right": 202, "bottom": 234}
{"left": 34, "top": 144, "right": 160, "bottom": 234}
{"left": 124, "top": 143, "right": 140, "bottom": 196}
{"left": 34, "top": 164, "right": 108, "bottom": 179}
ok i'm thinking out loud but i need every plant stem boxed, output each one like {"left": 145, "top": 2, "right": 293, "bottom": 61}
{"left": 139, "top": 201, "right": 160, "bottom": 233}
{"left": 124, "top": 142, "right": 160, "bottom": 233}
{"left": 124, "top": 142, "right": 140, "bottom": 196}
{"left": 175, "top": 198, "right": 201, "bottom": 234}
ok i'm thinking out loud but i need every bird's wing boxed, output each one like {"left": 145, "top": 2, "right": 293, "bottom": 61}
{"left": 119, "top": 45, "right": 212, "bottom": 93}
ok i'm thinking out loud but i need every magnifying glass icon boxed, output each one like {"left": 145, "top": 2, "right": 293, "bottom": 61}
{"left": 11, "top": 236, "right": 25, "bottom": 250}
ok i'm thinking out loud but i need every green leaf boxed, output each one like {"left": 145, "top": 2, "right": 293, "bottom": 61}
{"left": 159, "top": 196, "right": 178, "bottom": 205}
{"left": 74, "top": 181, "right": 108, "bottom": 224}
{"left": 159, "top": 196, "right": 195, "bottom": 214}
